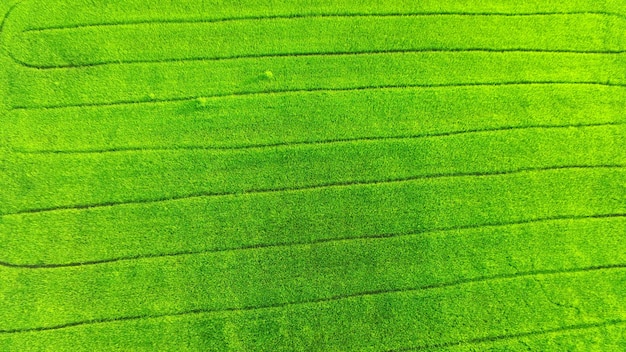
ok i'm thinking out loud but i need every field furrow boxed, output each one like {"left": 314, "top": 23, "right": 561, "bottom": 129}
{"left": 0, "top": 0, "right": 624, "bottom": 350}
{"left": 7, "top": 14, "right": 626, "bottom": 68}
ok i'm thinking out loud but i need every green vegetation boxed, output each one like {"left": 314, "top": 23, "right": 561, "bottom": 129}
{"left": 0, "top": 0, "right": 625, "bottom": 350}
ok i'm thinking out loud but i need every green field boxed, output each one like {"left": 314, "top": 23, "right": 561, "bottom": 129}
{"left": 1, "top": 0, "right": 625, "bottom": 350}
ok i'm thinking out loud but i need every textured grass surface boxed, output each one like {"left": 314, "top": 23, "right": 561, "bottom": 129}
{"left": 1, "top": 0, "right": 625, "bottom": 351}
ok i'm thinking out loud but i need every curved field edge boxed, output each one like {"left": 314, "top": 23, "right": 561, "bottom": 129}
{"left": 6, "top": 0, "right": 626, "bottom": 33}
{"left": 7, "top": 53, "right": 626, "bottom": 109}
{"left": 6, "top": 14, "right": 626, "bottom": 68}
{"left": 0, "top": 1, "right": 21, "bottom": 206}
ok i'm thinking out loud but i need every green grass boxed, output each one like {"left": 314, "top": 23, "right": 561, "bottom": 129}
{"left": 1, "top": 0, "right": 625, "bottom": 351}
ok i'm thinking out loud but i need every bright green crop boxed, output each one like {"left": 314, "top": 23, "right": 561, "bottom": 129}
{"left": 1, "top": 0, "right": 625, "bottom": 350}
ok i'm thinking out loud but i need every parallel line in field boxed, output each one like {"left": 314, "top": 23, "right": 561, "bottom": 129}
{"left": 3, "top": 3, "right": 625, "bottom": 348}
{"left": 12, "top": 121, "right": 623, "bottom": 155}
{"left": 9, "top": 47, "right": 626, "bottom": 70}
{"left": 1, "top": 264, "right": 624, "bottom": 334}
{"left": 4, "top": 165, "right": 623, "bottom": 217}
{"left": 0, "top": 213, "right": 623, "bottom": 269}
{"left": 11, "top": 82, "right": 625, "bottom": 111}
{"left": 21, "top": 11, "right": 626, "bottom": 33}
{"left": 392, "top": 319, "right": 626, "bottom": 351}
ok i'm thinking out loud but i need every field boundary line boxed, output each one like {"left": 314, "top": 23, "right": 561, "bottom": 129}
{"left": 7, "top": 47, "right": 626, "bottom": 70}
{"left": 12, "top": 121, "right": 624, "bottom": 155}
{"left": 3, "top": 164, "right": 624, "bottom": 217}
{"left": 392, "top": 319, "right": 626, "bottom": 351}
{"left": 20, "top": 11, "right": 626, "bottom": 33}
{"left": 0, "top": 213, "right": 624, "bottom": 269}
{"left": 0, "top": 1, "right": 23, "bottom": 51}
{"left": 11, "top": 82, "right": 626, "bottom": 111}
{"left": 0, "top": 264, "right": 624, "bottom": 334}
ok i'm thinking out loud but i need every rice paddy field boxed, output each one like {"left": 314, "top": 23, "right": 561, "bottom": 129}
{"left": 0, "top": 0, "right": 625, "bottom": 350}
